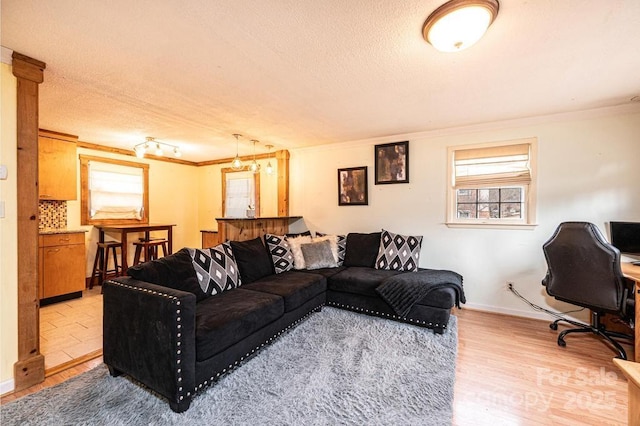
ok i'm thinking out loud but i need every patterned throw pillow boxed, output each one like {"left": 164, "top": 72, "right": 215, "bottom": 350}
{"left": 316, "top": 232, "right": 347, "bottom": 266}
{"left": 375, "top": 229, "right": 423, "bottom": 272}
{"left": 265, "top": 234, "right": 294, "bottom": 274}
{"left": 187, "top": 243, "right": 241, "bottom": 296}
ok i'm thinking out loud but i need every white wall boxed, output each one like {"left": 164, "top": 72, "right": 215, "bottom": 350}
{"left": 290, "top": 105, "right": 640, "bottom": 320}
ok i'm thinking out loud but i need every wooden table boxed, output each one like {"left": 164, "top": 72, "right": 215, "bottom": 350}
{"left": 623, "top": 262, "right": 640, "bottom": 361}
{"left": 97, "top": 223, "right": 176, "bottom": 271}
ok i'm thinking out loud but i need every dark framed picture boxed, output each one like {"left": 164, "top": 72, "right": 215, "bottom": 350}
{"left": 338, "top": 166, "right": 368, "bottom": 206}
{"left": 375, "top": 141, "right": 409, "bottom": 184}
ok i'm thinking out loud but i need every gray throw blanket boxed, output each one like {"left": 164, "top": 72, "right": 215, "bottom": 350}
{"left": 376, "top": 269, "right": 465, "bottom": 317}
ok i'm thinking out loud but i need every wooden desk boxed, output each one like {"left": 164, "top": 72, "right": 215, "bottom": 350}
{"left": 623, "top": 262, "right": 640, "bottom": 361}
{"left": 614, "top": 358, "right": 640, "bottom": 425}
{"left": 97, "top": 223, "right": 176, "bottom": 271}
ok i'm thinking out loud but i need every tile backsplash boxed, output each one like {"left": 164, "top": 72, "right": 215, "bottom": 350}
{"left": 39, "top": 200, "right": 67, "bottom": 230}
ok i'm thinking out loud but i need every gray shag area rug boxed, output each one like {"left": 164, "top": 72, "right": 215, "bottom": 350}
{"left": 1, "top": 307, "right": 457, "bottom": 425}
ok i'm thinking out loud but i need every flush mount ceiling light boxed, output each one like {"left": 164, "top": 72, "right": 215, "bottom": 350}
{"left": 422, "top": 0, "right": 499, "bottom": 52}
{"left": 133, "top": 136, "right": 181, "bottom": 159}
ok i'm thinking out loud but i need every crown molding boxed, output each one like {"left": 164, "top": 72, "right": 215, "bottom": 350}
{"left": 293, "top": 103, "right": 640, "bottom": 154}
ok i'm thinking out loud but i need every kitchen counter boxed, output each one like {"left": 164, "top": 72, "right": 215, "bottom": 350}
{"left": 39, "top": 228, "right": 88, "bottom": 235}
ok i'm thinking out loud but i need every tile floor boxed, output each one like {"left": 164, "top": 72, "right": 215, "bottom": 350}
{"left": 39, "top": 287, "right": 103, "bottom": 370}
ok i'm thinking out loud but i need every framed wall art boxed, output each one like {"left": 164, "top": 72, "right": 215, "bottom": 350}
{"left": 338, "top": 166, "right": 368, "bottom": 206}
{"left": 375, "top": 141, "right": 409, "bottom": 184}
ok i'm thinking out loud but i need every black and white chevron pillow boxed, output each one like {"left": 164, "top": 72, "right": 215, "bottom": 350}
{"left": 188, "top": 243, "right": 241, "bottom": 296}
{"left": 375, "top": 229, "right": 422, "bottom": 272}
{"left": 265, "top": 234, "right": 294, "bottom": 274}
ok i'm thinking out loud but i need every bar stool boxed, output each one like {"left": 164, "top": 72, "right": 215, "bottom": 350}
{"left": 133, "top": 239, "right": 168, "bottom": 265}
{"left": 90, "top": 241, "right": 123, "bottom": 289}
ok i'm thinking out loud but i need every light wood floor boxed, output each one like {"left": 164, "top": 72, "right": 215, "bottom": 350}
{"left": 2, "top": 308, "right": 632, "bottom": 425}
{"left": 39, "top": 287, "right": 103, "bottom": 370}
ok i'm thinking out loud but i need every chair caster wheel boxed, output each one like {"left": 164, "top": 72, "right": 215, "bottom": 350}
{"left": 550, "top": 323, "right": 558, "bottom": 330}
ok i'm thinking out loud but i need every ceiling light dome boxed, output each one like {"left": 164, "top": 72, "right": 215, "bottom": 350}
{"left": 423, "top": 0, "right": 499, "bottom": 52}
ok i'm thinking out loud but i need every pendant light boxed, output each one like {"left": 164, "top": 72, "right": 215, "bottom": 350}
{"left": 231, "top": 134, "right": 243, "bottom": 170}
{"left": 265, "top": 144, "right": 274, "bottom": 175}
{"left": 249, "top": 140, "right": 261, "bottom": 173}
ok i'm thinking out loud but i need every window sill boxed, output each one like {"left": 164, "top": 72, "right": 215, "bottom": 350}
{"left": 445, "top": 222, "right": 538, "bottom": 230}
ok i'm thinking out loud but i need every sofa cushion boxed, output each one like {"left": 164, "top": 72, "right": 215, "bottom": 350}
{"left": 230, "top": 237, "right": 274, "bottom": 284}
{"left": 343, "top": 232, "right": 382, "bottom": 267}
{"left": 187, "top": 243, "right": 241, "bottom": 296}
{"left": 327, "top": 266, "right": 404, "bottom": 297}
{"left": 375, "top": 229, "right": 423, "bottom": 272}
{"left": 242, "top": 271, "right": 327, "bottom": 312}
{"left": 300, "top": 266, "right": 346, "bottom": 278}
{"left": 301, "top": 240, "right": 338, "bottom": 270}
{"left": 264, "top": 234, "right": 294, "bottom": 274}
{"left": 195, "top": 288, "right": 284, "bottom": 361}
{"left": 127, "top": 248, "right": 207, "bottom": 302}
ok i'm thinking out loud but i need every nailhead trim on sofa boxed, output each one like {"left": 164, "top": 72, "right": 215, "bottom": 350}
{"left": 326, "top": 300, "right": 446, "bottom": 330}
{"left": 106, "top": 280, "right": 188, "bottom": 403}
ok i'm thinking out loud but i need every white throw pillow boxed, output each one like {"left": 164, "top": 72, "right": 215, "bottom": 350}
{"left": 286, "top": 235, "right": 313, "bottom": 269}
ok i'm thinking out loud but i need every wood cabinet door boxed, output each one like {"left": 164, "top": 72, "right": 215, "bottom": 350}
{"left": 42, "top": 244, "right": 85, "bottom": 298}
{"left": 202, "top": 231, "right": 220, "bottom": 248}
{"left": 39, "top": 136, "right": 77, "bottom": 200}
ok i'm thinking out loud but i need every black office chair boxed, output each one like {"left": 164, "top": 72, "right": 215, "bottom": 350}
{"left": 542, "top": 222, "right": 634, "bottom": 359}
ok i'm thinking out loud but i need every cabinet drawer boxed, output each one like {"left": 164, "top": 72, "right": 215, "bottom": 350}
{"left": 41, "top": 233, "right": 85, "bottom": 247}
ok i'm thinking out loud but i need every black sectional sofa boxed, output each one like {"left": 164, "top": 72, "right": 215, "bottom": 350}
{"left": 103, "top": 231, "right": 464, "bottom": 412}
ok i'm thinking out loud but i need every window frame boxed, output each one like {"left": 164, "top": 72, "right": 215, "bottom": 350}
{"left": 446, "top": 138, "right": 538, "bottom": 229}
{"left": 221, "top": 167, "right": 261, "bottom": 218}
{"left": 79, "top": 155, "right": 150, "bottom": 226}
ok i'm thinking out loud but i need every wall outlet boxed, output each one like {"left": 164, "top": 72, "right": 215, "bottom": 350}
{"left": 506, "top": 281, "right": 514, "bottom": 291}
{"left": 0, "top": 165, "right": 7, "bottom": 180}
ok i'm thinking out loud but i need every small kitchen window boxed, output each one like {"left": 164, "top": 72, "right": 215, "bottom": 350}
{"left": 446, "top": 138, "right": 537, "bottom": 228}
{"left": 221, "top": 168, "right": 260, "bottom": 218}
{"left": 80, "top": 155, "right": 149, "bottom": 225}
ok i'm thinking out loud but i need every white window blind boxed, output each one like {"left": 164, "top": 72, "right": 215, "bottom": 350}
{"left": 225, "top": 172, "right": 255, "bottom": 218}
{"left": 453, "top": 143, "right": 531, "bottom": 187}
{"left": 89, "top": 161, "right": 144, "bottom": 220}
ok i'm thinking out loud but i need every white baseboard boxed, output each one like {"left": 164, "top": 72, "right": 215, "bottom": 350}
{"left": 0, "top": 378, "right": 15, "bottom": 395}
{"left": 461, "top": 302, "right": 585, "bottom": 324}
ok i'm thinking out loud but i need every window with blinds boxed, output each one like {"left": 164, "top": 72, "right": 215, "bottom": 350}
{"left": 80, "top": 155, "right": 149, "bottom": 225}
{"left": 447, "top": 138, "right": 537, "bottom": 227}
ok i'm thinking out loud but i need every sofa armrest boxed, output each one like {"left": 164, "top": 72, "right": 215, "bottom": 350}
{"left": 103, "top": 276, "right": 196, "bottom": 412}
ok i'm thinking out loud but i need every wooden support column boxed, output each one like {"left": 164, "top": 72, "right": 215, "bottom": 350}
{"left": 275, "top": 150, "right": 290, "bottom": 217}
{"left": 12, "top": 52, "right": 46, "bottom": 391}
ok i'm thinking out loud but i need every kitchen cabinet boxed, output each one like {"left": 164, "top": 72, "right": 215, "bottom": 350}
{"left": 201, "top": 230, "right": 220, "bottom": 248}
{"left": 38, "top": 130, "right": 78, "bottom": 200}
{"left": 39, "top": 232, "right": 86, "bottom": 301}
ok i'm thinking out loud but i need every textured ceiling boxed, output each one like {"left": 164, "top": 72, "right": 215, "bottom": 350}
{"left": 2, "top": 0, "right": 640, "bottom": 162}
